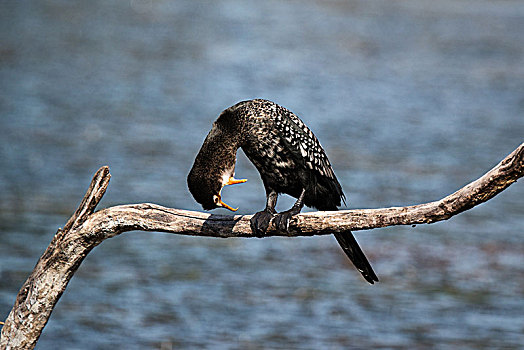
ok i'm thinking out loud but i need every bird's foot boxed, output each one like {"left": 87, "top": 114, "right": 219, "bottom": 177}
{"left": 250, "top": 210, "right": 275, "bottom": 237}
{"left": 273, "top": 208, "right": 300, "bottom": 233}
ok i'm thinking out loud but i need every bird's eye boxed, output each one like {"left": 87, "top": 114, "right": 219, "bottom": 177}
{"left": 213, "top": 195, "right": 220, "bottom": 204}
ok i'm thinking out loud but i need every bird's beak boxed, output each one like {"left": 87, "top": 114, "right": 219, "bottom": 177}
{"left": 216, "top": 177, "right": 247, "bottom": 212}
{"left": 217, "top": 196, "right": 238, "bottom": 212}
{"left": 225, "top": 177, "right": 247, "bottom": 186}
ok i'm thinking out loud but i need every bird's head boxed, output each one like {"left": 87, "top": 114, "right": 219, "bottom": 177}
{"left": 188, "top": 115, "right": 246, "bottom": 211}
{"left": 187, "top": 168, "right": 247, "bottom": 212}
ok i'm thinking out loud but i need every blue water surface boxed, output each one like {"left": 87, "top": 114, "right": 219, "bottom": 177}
{"left": 1, "top": 0, "right": 523, "bottom": 349}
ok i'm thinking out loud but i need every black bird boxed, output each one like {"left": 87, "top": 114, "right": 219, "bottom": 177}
{"left": 187, "top": 99, "right": 379, "bottom": 284}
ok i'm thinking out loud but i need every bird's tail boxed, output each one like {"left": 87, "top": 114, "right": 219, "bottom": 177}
{"left": 315, "top": 203, "right": 378, "bottom": 284}
{"left": 334, "top": 232, "right": 379, "bottom": 284}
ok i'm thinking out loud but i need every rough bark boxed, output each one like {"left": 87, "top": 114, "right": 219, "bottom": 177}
{"left": 1, "top": 142, "right": 523, "bottom": 349}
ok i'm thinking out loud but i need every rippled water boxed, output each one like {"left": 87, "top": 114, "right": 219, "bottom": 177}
{"left": 1, "top": 0, "right": 523, "bottom": 349}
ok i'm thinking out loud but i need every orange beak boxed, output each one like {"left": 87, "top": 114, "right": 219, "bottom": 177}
{"left": 217, "top": 177, "right": 247, "bottom": 212}
{"left": 217, "top": 196, "right": 238, "bottom": 212}
{"left": 225, "top": 177, "right": 247, "bottom": 186}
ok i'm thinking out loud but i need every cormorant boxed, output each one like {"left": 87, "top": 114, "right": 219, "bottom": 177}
{"left": 187, "top": 99, "right": 378, "bottom": 284}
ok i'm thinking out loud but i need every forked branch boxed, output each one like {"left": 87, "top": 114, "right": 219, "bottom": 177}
{"left": 1, "top": 142, "right": 523, "bottom": 349}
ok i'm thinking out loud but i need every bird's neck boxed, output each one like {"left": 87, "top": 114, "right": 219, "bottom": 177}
{"left": 193, "top": 126, "right": 241, "bottom": 178}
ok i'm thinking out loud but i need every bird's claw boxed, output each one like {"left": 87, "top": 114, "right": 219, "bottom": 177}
{"left": 273, "top": 211, "right": 295, "bottom": 233}
{"left": 250, "top": 210, "right": 274, "bottom": 237}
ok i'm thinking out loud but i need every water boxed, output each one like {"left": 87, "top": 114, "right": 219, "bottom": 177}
{"left": 1, "top": 0, "right": 523, "bottom": 348}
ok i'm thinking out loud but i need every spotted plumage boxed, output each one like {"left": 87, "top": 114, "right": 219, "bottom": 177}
{"left": 188, "top": 99, "right": 378, "bottom": 283}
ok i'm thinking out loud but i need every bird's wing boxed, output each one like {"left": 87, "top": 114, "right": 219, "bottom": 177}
{"left": 274, "top": 109, "right": 336, "bottom": 178}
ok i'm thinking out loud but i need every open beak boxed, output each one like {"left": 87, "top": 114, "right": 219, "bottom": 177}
{"left": 217, "top": 195, "right": 238, "bottom": 212}
{"left": 217, "top": 177, "right": 247, "bottom": 212}
{"left": 225, "top": 177, "right": 247, "bottom": 186}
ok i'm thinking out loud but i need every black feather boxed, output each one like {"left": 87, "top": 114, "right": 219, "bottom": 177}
{"left": 188, "top": 99, "right": 379, "bottom": 283}
{"left": 334, "top": 232, "right": 379, "bottom": 284}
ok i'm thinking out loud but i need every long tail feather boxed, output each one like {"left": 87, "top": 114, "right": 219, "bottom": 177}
{"left": 334, "top": 232, "right": 379, "bottom": 284}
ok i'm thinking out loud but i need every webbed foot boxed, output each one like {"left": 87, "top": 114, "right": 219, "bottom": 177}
{"left": 250, "top": 210, "right": 274, "bottom": 237}
{"left": 273, "top": 209, "right": 299, "bottom": 233}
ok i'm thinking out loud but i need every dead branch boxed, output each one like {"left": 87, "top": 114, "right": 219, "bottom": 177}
{"left": 1, "top": 142, "right": 523, "bottom": 349}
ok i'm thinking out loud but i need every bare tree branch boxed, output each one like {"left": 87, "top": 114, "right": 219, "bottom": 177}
{"left": 1, "top": 142, "right": 523, "bottom": 349}
{"left": 1, "top": 166, "right": 111, "bottom": 350}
